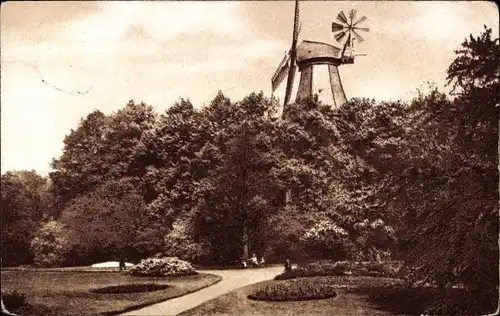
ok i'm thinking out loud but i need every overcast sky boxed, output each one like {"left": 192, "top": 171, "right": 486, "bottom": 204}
{"left": 1, "top": 1, "right": 498, "bottom": 176}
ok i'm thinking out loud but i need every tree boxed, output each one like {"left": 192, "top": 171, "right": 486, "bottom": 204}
{"left": 194, "top": 92, "right": 280, "bottom": 263}
{"left": 59, "top": 178, "right": 147, "bottom": 264}
{"left": 1, "top": 172, "right": 45, "bottom": 266}
{"left": 355, "top": 26, "right": 499, "bottom": 314}
{"left": 49, "top": 110, "right": 109, "bottom": 207}
{"left": 50, "top": 101, "right": 157, "bottom": 209}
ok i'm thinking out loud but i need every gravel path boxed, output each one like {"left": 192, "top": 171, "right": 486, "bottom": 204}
{"left": 121, "top": 266, "right": 284, "bottom": 316}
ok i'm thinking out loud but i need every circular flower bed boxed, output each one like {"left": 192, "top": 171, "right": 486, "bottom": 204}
{"left": 129, "top": 257, "right": 198, "bottom": 277}
{"left": 248, "top": 278, "right": 337, "bottom": 301}
{"left": 1, "top": 290, "right": 28, "bottom": 311}
{"left": 89, "top": 283, "right": 170, "bottom": 294}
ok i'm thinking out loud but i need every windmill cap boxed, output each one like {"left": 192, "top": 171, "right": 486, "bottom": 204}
{"left": 296, "top": 40, "right": 345, "bottom": 66}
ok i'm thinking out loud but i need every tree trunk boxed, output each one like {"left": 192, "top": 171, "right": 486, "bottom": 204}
{"left": 242, "top": 220, "right": 249, "bottom": 260}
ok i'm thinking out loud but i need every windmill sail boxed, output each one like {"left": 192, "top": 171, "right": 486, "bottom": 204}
{"left": 271, "top": 53, "right": 291, "bottom": 93}
{"left": 283, "top": 0, "right": 300, "bottom": 111}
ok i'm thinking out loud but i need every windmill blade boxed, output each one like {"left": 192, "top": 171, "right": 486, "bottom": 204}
{"left": 352, "top": 29, "right": 365, "bottom": 43}
{"left": 271, "top": 53, "right": 290, "bottom": 93}
{"left": 349, "top": 9, "right": 357, "bottom": 24}
{"left": 353, "top": 26, "right": 370, "bottom": 32}
{"left": 353, "top": 15, "right": 367, "bottom": 26}
{"left": 332, "top": 21, "right": 346, "bottom": 32}
{"left": 337, "top": 11, "right": 348, "bottom": 24}
{"left": 334, "top": 30, "right": 348, "bottom": 42}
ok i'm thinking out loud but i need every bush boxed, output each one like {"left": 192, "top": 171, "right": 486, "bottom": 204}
{"left": 129, "top": 257, "right": 198, "bottom": 277}
{"left": 161, "top": 217, "right": 209, "bottom": 263}
{"left": 248, "top": 278, "right": 337, "bottom": 301}
{"left": 30, "top": 220, "right": 71, "bottom": 267}
{"left": 1, "top": 290, "right": 28, "bottom": 311}
{"left": 89, "top": 284, "right": 170, "bottom": 294}
{"left": 351, "top": 261, "right": 402, "bottom": 278}
{"left": 275, "top": 260, "right": 401, "bottom": 280}
{"left": 301, "top": 220, "right": 354, "bottom": 261}
{"left": 275, "top": 260, "right": 352, "bottom": 280}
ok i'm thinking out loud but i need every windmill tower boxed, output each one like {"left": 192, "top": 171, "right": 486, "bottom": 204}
{"left": 271, "top": 6, "right": 369, "bottom": 116}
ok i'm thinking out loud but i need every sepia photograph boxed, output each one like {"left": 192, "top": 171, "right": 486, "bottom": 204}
{"left": 1, "top": 1, "right": 499, "bottom": 315}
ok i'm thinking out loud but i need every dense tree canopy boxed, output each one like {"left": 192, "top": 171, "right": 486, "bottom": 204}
{"left": 1, "top": 171, "right": 47, "bottom": 265}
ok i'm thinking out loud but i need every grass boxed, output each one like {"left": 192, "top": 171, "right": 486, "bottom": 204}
{"left": 350, "top": 286, "right": 497, "bottom": 315}
{"left": 1, "top": 269, "right": 221, "bottom": 316}
{"left": 181, "top": 273, "right": 493, "bottom": 316}
{"left": 180, "top": 276, "right": 405, "bottom": 316}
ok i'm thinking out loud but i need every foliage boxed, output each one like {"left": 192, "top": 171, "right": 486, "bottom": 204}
{"left": 388, "top": 27, "right": 499, "bottom": 315}
{"left": 194, "top": 92, "right": 281, "bottom": 263}
{"left": 248, "top": 278, "right": 337, "bottom": 301}
{"left": 59, "top": 178, "right": 148, "bottom": 264}
{"left": 50, "top": 101, "right": 157, "bottom": 208}
{"left": 275, "top": 261, "right": 352, "bottom": 280}
{"left": 300, "top": 220, "right": 354, "bottom": 261}
{"left": 162, "top": 216, "right": 209, "bottom": 263}
{"left": 89, "top": 284, "right": 170, "bottom": 294}
{"left": 300, "top": 216, "right": 396, "bottom": 262}
{"left": 275, "top": 260, "right": 400, "bottom": 280}
{"left": 1, "top": 171, "right": 45, "bottom": 266}
{"left": 30, "top": 220, "right": 71, "bottom": 267}
{"left": 129, "top": 257, "right": 198, "bottom": 277}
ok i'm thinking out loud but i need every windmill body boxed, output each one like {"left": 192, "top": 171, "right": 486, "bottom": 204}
{"left": 271, "top": 7, "right": 369, "bottom": 113}
{"left": 295, "top": 40, "right": 348, "bottom": 107}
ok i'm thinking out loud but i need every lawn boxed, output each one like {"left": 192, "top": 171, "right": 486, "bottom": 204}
{"left": 179, "top": 275, "right": 481, "bottom": 316}
{"left": 1, "top": 269, "right": 221, "bottom": 316}
{"left": 179, "top": 276, "right": 406, "bottom": 316}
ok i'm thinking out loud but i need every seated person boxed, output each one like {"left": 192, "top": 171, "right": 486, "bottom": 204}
{"left": 250, "top": 253, "right": 258, "bottom": 267}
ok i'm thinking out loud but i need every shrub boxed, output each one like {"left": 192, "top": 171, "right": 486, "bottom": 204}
{"left": 161, "top": 217, "right": 209, "bottom": 263}
{"left": 89, "top": 284, "right": 170, "bottom": 294}
{"left": 275, "top": 261, "right": 352, "bottom": 280}
{"left": 248, "top": 278, "right": 337, "bottom": 301}
{"left": 301, "top": 220, "right": 354, "bottom": 261}
{"left": 275, "top": 260, "right": 401, "bottom": 280}
{"left": 1, "top": 290, "right": 27, "bottom": 311}
{"left": 129, "top": 257, "right": 198, "bottom": 277}
{"left": 350, "top": 261, "right": 402, "bottom": 278}
{"left": 30, "top": 220, "right": 71, "bottom": 267}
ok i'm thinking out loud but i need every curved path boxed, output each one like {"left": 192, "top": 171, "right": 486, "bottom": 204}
{"left": 121, "top": 266, "right": 285, "bottom": 316}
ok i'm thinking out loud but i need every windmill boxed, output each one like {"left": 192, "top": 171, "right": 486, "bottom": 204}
{"left": 271, "top": 6, "right": 369, "bottom": 113}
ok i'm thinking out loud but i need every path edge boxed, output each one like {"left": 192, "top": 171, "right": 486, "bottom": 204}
{"left": 101, "top": 273, "right": 223, "bottom": 316}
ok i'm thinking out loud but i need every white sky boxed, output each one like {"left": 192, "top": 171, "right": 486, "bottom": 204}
{"left": 1, "top": 1, "right": 498, "bottom": 175}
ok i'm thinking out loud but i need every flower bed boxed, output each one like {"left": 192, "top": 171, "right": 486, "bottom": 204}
{"left": 89, "top": 283, "right": 170, "bottom": 294}
{"left": 248, "top": 278, "right": 337, "bottom": 301}
{"left": 128, "top": 257, "right": 198, "bottom": 277}
{"left": 1, "top": 290, "right": 28, "bottom": 311}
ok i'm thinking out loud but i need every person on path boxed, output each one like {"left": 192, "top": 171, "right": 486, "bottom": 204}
{"left": 119, "top": 256, "right": 126, "bottom": 271}
{"left": 284, "top": 256, "right": 292, "bottom": 272}
{"left": 250, "top": 253, "right": 258, "bottom": 267}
